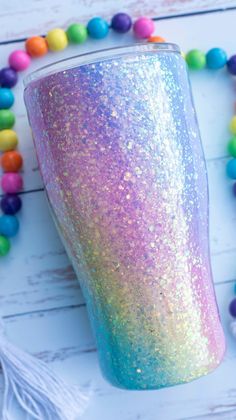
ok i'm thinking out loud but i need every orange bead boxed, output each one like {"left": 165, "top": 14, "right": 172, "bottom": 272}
{"left": 1, "top": 150, "right": 23, "bottom": 172}
{"left": 25, "top": 36, "right": 48, "bottom": 58}
{"left": 148, "top": 35, "right": 166, "bottom": 43}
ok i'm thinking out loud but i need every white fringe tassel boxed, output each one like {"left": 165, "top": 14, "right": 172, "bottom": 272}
{"left": 0, "top": 319, "right": 90, "bottom": 420}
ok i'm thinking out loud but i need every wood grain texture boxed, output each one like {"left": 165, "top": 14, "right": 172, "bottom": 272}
{"left": 0, "top": 2, "right": 236, "bottom": 419}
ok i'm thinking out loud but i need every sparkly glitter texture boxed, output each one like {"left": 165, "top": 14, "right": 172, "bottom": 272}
{"left": 24, "top": 45, "right": 225, "bottom": 390}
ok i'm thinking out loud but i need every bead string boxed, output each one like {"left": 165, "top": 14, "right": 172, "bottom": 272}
{"left": 0, "top": 13, "right": 236, "bottom": 327}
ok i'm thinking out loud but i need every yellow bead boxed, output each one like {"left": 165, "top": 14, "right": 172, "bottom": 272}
{"left": 0, "top": 129, "right": 18, "bottom": 152}
{"left": 230, "top": 116, "right": 236, "bottom": 135}
{"left": 46, "top": 28, "right": 68, "bottom": 51}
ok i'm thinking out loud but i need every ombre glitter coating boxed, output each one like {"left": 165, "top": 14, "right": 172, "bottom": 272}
{"left": 24, "top": 44, "right": 226, "bottom": 390}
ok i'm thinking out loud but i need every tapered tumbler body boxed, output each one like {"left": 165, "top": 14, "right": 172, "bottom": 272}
{"left": 24, "top": 44, "right": 225, "bottom": 390}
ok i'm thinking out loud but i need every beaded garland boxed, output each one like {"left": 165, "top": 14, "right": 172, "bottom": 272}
{"left": 0, "top": 12, "right": 236, "bottom": 328}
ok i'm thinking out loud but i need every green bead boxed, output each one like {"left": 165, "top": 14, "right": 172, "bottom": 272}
{"left": 228, "top": 136, "right": 236, "bottom": 157}
{"left": 66, "top": 24, "right": 88, "bottom": 44}
{"left": 0, "top": 109, "right": 15, "bottom": 129}
{"left": 0, "top": 235, "right": 10, "bottom": 256}
{"left": 186, "top": 49, "right": 206, "bottom": 70}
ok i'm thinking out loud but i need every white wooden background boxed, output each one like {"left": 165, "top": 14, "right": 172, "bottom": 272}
{"left": 1, "top": 1, "right": 236, "bottom": 419}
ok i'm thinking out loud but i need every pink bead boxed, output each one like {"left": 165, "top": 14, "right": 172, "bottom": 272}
{"left": 1, "top": 172, "right": 23, "bottom": 193}
{"left": 9, "top": 50, "right": 31, "bottom": 72}
{"left": 133, "top": 17, "right": 155, "bottom": 39}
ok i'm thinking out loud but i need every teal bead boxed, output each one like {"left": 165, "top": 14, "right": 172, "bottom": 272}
{"left": 0, "top": 88, "right": 14, "bottom": 109}
{"left": 206, "top": 48, "right": 227, "bottom": 69}
{"left": 226, "top": 159, "right": 236, "bottom": 179}
{"left": 0, "top": 214, "right": 19, "bottom": 237}
{"left": 87, "top": 17, "right": 109, "bottom": 39}
{"left": 234, "top": 283, "right": 236, "bottom": 295}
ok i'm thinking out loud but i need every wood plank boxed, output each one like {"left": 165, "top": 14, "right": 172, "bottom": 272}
{"left": 0, "top": 281, "right": 235, "bottom": 420}
{"left": 0, "top": 1, "right": 235, "bottom": 41}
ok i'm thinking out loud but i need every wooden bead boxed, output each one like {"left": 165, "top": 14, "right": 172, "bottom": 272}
{"left": 1, "top": 173, "right": 23, "bottom": 193}
{"left": 148, "top": 35, "right": 166, "bottom": 43}
{"left": 0, "top": 129, "right": 18, "bottom": 152}
{"left": 1, "top": 151, "right": 23, "bottom": 172}
{"left": 186, "top": 49, "right": 206, "bottom": 70}
{"left": 9, "top": 50, "right": 31, "bottom": 71}
{"left": 229, "top": 116, "right": 236, "bottom": 135}
{"left": 26, "top": 36, "right": 48, "bottom": 57}
{"left": 0, "top": 235, "right": 10, "bottom": 256}
{"left": 46, "top": 29, "right": 68, "bottom": 51}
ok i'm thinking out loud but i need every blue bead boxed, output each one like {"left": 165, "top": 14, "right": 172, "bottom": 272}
{"left": 226, "top": 159, "right": 236, "bottom": 179}
{"left": 206, "top": 48, "right": 227, "bottom": 69}
{"left": 0, "top": 88, "right": 14, "bottom": 109}
{"left": 87, "top": 17, "right": 109, "bottom": 39}
{"left": 0, "top": 215, "right": 19, "bottom": 237}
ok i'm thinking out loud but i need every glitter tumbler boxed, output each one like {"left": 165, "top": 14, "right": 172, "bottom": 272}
{"left": 24, "top": 44, "right": 225, "bottom": 390}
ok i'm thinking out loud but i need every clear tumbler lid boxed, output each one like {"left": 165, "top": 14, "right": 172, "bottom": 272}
{"left": 24, "top": 42, "right": 180, "bottom": 87}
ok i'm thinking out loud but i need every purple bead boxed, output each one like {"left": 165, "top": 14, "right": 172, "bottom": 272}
{"left": 111, "top": 13, "right": 132, "bottom": 33}
{"left": 0, "top": 67, "right": 18, "bottom": 88}
{"left": 0, "top": 194, "right": 22, "bottom": 214}
{"left": 229, "top": 297, "right": 236, "bottom": 317}
{"left": 227, "top": 55, "right": 236, "bottom": 75}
